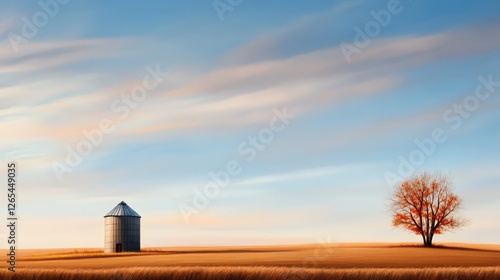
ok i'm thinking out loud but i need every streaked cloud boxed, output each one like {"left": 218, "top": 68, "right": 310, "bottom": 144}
{"left": 238, "top": 165, "right": 356, "bottom": 186}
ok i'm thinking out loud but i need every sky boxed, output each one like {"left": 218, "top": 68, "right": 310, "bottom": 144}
{"left": 0, "top": 0, "right": 499, "bottom": 249}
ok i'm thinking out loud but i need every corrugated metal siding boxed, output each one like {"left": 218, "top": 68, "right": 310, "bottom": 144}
{"left": 104, "top": 202, "right": 141, "bottom": 253}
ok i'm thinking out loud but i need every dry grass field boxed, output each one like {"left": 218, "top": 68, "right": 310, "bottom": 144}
{"left": 1, "top": 267, "right": 500, "bottom": 280}
{"left": 1, "top": 243, "right": 499, "bottom": 279}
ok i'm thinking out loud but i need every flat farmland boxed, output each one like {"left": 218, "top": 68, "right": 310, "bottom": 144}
{"left": 2, "top": 243, "right": 499, "bottom": 279}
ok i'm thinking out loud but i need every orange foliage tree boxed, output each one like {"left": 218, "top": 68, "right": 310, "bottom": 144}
{"left": 389, "top": 172, "right": 465, "bottom": 247}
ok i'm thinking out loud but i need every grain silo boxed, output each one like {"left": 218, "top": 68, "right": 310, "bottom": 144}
{"left": 104, "top": 201, "right": 141, "bottom": 253}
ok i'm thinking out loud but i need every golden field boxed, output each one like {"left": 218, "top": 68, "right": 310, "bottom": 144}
{"left": 1, "top": 243, "right": 499, "bottom": 279}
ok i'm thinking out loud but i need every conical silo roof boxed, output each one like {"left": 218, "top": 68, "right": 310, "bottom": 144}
{"left": 104, "top": 201, "right": 141, "bottom": 218}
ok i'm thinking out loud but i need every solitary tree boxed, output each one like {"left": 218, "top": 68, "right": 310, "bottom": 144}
{"left": 389, "top": 172, "right": 465, "bottom": 247}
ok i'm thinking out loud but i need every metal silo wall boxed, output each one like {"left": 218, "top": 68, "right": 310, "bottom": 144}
{"left": 104, "top": 216, "right": 140, "bottom": 253}
{"left": 104, "top": 216, "right": 118, "bottom": 253}
{"left": 122, "top": 216, "right": 141, "bottom": 252}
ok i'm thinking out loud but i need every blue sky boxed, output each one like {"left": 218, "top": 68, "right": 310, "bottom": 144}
{"left": 1, "top": 0, "right": 499, "bottom": 248}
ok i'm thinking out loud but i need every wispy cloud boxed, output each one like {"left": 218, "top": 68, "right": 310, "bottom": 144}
{"left": 238, "top": 165, "right": 353, "bottom": 186}
{"left": 222, "top": 0, "right": 366, "bottom": 66}
{"left": 0, "top": 37, "right": 134, "bottom": 73}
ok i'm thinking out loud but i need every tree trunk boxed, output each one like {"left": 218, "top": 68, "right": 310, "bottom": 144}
{"left": 428, "top": 234, "right": 434, "bottom": 247}
{"left": 422, "top": 235, "right": 428, "bottom": 247}
{"left": 421, "top": 234, "right": 434, "bottom": 247}
{"left": 422, "top": 234, "right": 433, "bottom": 247}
